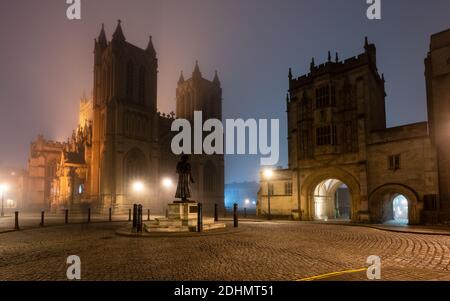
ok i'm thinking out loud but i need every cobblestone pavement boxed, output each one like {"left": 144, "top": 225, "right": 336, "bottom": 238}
{"left": 0, "top": 221, "right": 449, "bottom": 281}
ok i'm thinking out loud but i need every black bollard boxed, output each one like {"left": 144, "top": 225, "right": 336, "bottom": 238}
{"left": 128, "top": 208, "right": 132, "bottom": 221}
{"left": 244, "top": 208, "right": 247, "bottom": 218}
{"left": 65, "top": 209, "right": 69, "bottom": 224}
{"left": 137, "top": 205, "right": 143, "bottom": 233}
{"left": 197, "top": 203, "right": 203, "bottom": 232}
{"left": 40, "top": 211, "right": 45, "bottom": 227}
{"left": 214, "top": 203, "right": 218, "bottom": 222}
{"left": 15, "top": 211, "right": 19, "bottom": 230}
{"left": 87, "top": 208, "right": 91, "bottom": 223}
{"left": 132, "top": 204, "right": 138, "bottom": 229}
{"left": 147, "top": 209, "right": 150, "bottom": 221}
{"left": 109, "top": 207, "right": 112, "bottom": 222}
{"left": 233, "top": 203, "right": 238, "bottom": 228}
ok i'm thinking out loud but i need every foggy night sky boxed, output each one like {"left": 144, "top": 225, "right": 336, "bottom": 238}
{"left": 0, "top": 0, "right": 449, "bottom": 183}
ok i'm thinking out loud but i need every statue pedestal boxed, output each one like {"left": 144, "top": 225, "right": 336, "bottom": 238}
{"left": 167, "top": 202, "right": 198, "bottom": 227}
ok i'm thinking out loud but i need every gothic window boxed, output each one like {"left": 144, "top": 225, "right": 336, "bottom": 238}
{"left": 138, "top": 66, "right": 146, "bottom": 104}
{"left": 316, "top": 85, "right": 336, "bottom": 109}
{"left": 124, "top": 149, "right": 147, "bottom": 193}
{"left": 46, "top": 160, "right": 57, "bottom": 178}
{"left": 300, "top": 129, "right": 310, "bottom": 159}
{"left": 102, "top": 69, "right": 107, "bottom": 102}
{"left": 126, "top": 61, "right": 134, "bottom": 97}
{"left": 316, "top": 125, "right": 337, "bottom": 146}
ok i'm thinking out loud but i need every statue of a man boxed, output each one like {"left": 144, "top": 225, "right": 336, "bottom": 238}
{"left": 175, "top": 155, "right": 195, "bottom": 202}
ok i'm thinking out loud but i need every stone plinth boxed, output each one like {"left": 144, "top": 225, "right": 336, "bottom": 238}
{"left": 168, "top": 202, "right": 198, "bottom": 227}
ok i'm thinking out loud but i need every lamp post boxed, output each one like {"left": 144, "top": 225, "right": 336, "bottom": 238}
{"left": 0, "top": 184, "right": 9, "bottom": 218}
{"left": 132, "top": 181, "right": 145, "bottom": 232}
{"left": 263, "top": 169, "right": 274, "bottom": 220}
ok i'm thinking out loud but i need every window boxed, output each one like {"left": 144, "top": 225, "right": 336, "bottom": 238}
{"left": 126, "top": 61, "right": 134, "bottom": 97}
{"left": 388, "top": 155, "right": 401, "bottom": 171}
{"left": 78, "top": 184, "right": 84, "bottom": 195}
{"left": 138, "top": 67, "right": 146, "bottom": 103}
{"left": 268, "top": 183, "right": 274, "bottom": 195}
{"left": 285, "top": 182, "right": 293, "bottom": 195}
{"left": 315, "top": 85, "right": 336, "bottom": 109}
{"left": 316, "top": 125, "right": 337, "bottom": 146}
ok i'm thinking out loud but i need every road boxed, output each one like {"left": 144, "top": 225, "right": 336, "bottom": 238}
{"left": 0, "top": 220, "right": 449, "bottom": 280}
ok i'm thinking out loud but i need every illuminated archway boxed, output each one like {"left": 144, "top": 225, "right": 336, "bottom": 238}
{"left": 369, "top": 184, "right": 419, "bottom": 225}
{"left": 313, "top": 179, "right": 352, "bottom": 221}
{"left": 392, "top": 194, "right": 409, "bottom": 224}
{"left": 300, "top": 168, "right": 361, "bottom": 222}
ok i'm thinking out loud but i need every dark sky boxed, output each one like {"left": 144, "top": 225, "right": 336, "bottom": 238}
{"left": 0, "top": 0, "right": 449, "bottom": 183}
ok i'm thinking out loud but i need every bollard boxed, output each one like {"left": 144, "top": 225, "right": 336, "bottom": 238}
{"left": 165, "top": 208, "right": 169, "bottom": 218}
{"left": 15, "top": 211, "right": 19, "bottom": 230}
{"left": 233, "top": 203, "right": 238, "bottom": 228}
{"left": 128, "top": 208, "right": 132, "bottom": 221}
{"left": 137, "top": 205, "right": 143, "bottom": 233}
{"left": 132, "top": 204, "right": 138, "bottom": 229}
{"left": 65, "top": 209, "right": 69, "bottom": 224}
{"left": 244, "top": 208, "right": 247, "bottom": 218}
{"left": 87, "top": 208, "right": 91, "bottom": 223}
{"left": 40, "top": 211, "right": 45, "bottom": 227}
{"left": 214, "top": 203, "right": 218, "bottom": 222}
{"left": 147, "top": 209, "right": 150, "bottom": 221}
{"left": 197, "top": 203, "right": 203, "bottom": 233}
{"left": 109, "top": 207, "right": 112, "bottom": 222}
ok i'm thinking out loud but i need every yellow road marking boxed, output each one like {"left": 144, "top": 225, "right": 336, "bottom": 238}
{"left": 297, "top": 267, "right": 368, "bottom": 281}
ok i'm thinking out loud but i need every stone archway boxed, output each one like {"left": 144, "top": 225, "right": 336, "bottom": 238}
{"left": 369, "top": 184, "right": 420, "bottom": 225}
{"left": 300, "top": 168, "right": 362, "bottom": 222}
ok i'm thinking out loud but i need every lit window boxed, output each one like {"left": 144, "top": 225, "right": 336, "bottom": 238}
{"left": 78, "top": 184, "right": 84, "bottom": 195}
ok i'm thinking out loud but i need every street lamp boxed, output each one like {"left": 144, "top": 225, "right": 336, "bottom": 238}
{"left": 0, "top": 183, "right": 9, "bottom": 218}
{"left": 263, "top": 169, "right": 274, "bottom": 220}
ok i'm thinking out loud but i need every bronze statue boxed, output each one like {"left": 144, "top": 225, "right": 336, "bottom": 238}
{"left": 175, "top": 155, "right": 195, "bottom": 202}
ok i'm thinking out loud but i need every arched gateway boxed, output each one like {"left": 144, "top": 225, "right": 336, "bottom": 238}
{"left": 300, "top": 168, "right": 362, "bottom": 222}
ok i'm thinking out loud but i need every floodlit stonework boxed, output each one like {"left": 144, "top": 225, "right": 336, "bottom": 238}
{"left": 258, "top": 30, "right": 450, "bottom": 225}
{"left": 24, "top": 22, "right": 224, "bottom": 214}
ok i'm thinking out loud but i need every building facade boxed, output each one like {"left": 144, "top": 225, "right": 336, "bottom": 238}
{"left": 259, "top": 30, "right": 450, "bottom": 225}
{"left": 25, "top": 22, "right": 224, "bottom": 214}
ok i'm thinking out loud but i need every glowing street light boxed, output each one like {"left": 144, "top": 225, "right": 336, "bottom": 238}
{"left": 132, "top": 181, "right": 145, "bottom": 194}
{"left": 0, "top": 183, "right": 10, "bottom": 218}
{"left": 263, "top": 168, "right": 274, "bottom": 220}
{"left": 263, "top": 169, "right": 274, "bottom": 179}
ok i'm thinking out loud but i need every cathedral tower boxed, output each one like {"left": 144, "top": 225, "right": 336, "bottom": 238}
{"left": 91, "top": 21, "right": 160, "bottom": 211}
{"left": 175, "top": 62, "right": 224, "bottom": 212}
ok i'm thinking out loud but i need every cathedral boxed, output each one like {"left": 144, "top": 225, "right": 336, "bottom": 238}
{"left": 25, "top": 21, "right": 224, "bottom": 214}
{"left": 258, "top": 28, "right": 450, "bottom": 225}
